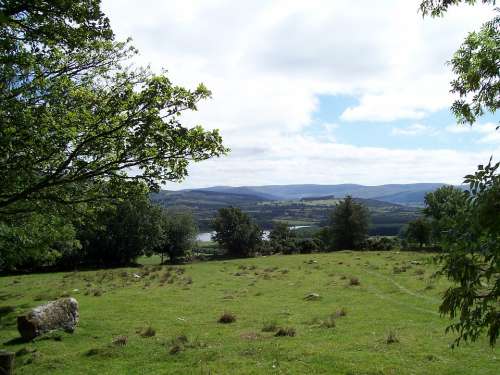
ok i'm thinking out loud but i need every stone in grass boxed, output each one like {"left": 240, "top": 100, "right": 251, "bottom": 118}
{"left": 303, "top": 292, "right": 321, "bottom": 301}
{"left": 17, "top": 298, "right": 79, "bottom": 341}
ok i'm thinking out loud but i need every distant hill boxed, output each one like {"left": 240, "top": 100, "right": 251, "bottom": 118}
{"left": 193, "top": 183, "right": 446, "bottom": 206}
{"left": 151, "top": 189, "right": 269, "bottom": 208}
{"left": 152, "top": 187, "right": 423, "bottom": 234}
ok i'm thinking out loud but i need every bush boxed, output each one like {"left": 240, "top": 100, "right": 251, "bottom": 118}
{"left": 296, "top": 238, "right": 319, "bottom": 254}
{"left": 365, "top": 236, "right": 399, "bottom": 251}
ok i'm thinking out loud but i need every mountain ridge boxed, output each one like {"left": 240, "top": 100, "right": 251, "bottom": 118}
{"left": 188, "top": 183, "right": 449, "bottom": 205}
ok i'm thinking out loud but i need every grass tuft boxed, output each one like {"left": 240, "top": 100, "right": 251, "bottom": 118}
{"left": 112, "top": 336, "right": 128, "bottom": 346}
{"left": 275, "top": 327, "right": 296, "bottom": 337}
{"left": 349, "top": 277, "right": 360, "bottom": 286}
{"left": 218, "top": 312, "right": 236, "bottom": 324}
{"left": 261, "top": 320, "right": 278, "bottom": 332}
{"left": 138, "top": 326, "right": 156, "bottom": 338}
{"left": 386, "top": 331, "right": 399, "bottom": 344}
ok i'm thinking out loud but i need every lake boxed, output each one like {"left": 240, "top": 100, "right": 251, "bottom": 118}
{"left": 196, "top": 226, "right": 310, "bottom": 242}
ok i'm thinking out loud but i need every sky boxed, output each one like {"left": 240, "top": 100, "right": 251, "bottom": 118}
{"left": 102, "top": 0, "right": 499, "bottom": 189}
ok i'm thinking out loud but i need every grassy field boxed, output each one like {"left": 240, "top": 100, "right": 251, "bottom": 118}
{"left": 1, "top": 252, "right": 498, "bottom": 374}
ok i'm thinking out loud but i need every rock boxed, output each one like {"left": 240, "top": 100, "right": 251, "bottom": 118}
{"left": 304, "top": 292, "right": 321, "bottom": 301}
{"left": 17, "top": 298, "right": 79, "bottom": 341}
{"left": 0, "top": 350, "right": 15, "bottom": 375}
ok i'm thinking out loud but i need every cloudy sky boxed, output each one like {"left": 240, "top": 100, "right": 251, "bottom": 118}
{"left": 102, "top": 0, "right": 499, "bottom": 189}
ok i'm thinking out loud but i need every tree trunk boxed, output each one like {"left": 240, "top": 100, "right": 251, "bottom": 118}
{"left": 0, "top": 351, "right": 14, "bottom": 375}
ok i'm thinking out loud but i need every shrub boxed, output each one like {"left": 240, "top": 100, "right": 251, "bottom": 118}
{"left": 296, "top": 239, "right": 319, "bottom": 254}
{"left": 365, "top": 236, "right": 400, "bottom": 251}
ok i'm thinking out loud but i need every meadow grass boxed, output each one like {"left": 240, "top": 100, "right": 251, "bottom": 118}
{"left": 0, "top": 251, "right": 498, "bottom": 374}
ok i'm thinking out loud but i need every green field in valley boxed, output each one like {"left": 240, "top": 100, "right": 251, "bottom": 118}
{"left": 1, "top": 252, "right": 498, "bottom": 374}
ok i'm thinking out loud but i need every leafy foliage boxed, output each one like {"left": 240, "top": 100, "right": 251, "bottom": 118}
{"left": 77, "top": 190, "right": 165, "bottom": 267}
{"left": 212, "top": 207, "right": 262, "bottom": 257}
{"left": 420, "top": 0, "right": 499, "bottom": 346}
{"left": 419, "top": 0, "right": 496, "bottom": 17}
{"left": 0, "top": 212, "right": 80, "bottom": 272}
{"left": 155, "top": 210, "right": 197, "bottom": 263}
{"left": 449, "top": 15, "right": 500, "bottom": 125}
{"left": 423, "top": 185, "right": 466, "bottom": 242}
{"left": 327, "top": 196, "right": 370, "bottom": 250}
{"left": 437, "top": 159, "right": 500, "bottom": 346}
{"left": 0, "top": 0, "right": 227, "bottom": 214}
{"left": 268, "top": 222, "right": 297, "bottom": 254}
{"left": 420, "top": 0, "right": 499, "bottom": 125}
{"left": 404, "top": 218, "right": 432, "bottom": 248}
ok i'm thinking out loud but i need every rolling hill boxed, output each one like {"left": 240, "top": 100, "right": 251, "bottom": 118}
{"left": 193, "top": 183, "right": 446, "bottom": 206}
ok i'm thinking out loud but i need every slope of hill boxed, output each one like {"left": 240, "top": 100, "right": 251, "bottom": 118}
{"left": 1, "top": 252, "right": 498, "bottom": 375}
{"left": 196, "top": 183, "right": 445, "bottom": 205}
{"left": 152, "top": 189, "right": 422, "bottom": 234}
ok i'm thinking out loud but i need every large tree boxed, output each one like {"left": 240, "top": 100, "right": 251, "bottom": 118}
{"left": 77, "top": 188, "right": 165, "bottom": 267}
{"left": 420, "top": 0, "right": 500, "bottom": 346}
{"left": 0, "top": 0, "right": 227, "bottom": 215}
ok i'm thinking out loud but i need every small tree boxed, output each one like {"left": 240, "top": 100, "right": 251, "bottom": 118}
{"left": 269, "top": 222, "right": 297, "bottom": 254}
{"left": 404, "top": 218, "right": 432, "bottom": 248}
{"left": 212, "top": 207, "right": 262, "bottom": 257}
{"left": 328, "top": 196, "right": 370, "bottom": 250}
{"left": 157, "top": 210, "right": 197, "bottom": 264}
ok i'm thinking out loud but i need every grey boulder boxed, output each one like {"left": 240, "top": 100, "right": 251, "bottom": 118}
{"left": 17, "top": 298, "right": 79, "bottom": 341}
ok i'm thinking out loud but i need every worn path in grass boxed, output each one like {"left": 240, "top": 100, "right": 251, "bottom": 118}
{"left": 0, "top": 251, "right": 498, "bottom": 374}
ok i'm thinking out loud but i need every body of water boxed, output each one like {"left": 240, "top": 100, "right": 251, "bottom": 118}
{"left": 196, "top": 226, "right": 310, "bottom": 242}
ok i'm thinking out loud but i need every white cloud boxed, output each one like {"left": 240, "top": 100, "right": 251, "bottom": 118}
{"left": 177, "top": 134, "right": 500, "bottom": 188}
{"left": 392, "top": 123, "right": 432, "bottom": 136}
{"left": 445, "top": 123, "right": 500, "bottom": 143}
{"left": 100, "top": 0, "right": 498, "bottom": 187}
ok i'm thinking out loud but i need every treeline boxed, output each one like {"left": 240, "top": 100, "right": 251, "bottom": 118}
{"left": 0, "top": 184, "right": 199, "bottom": 272}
